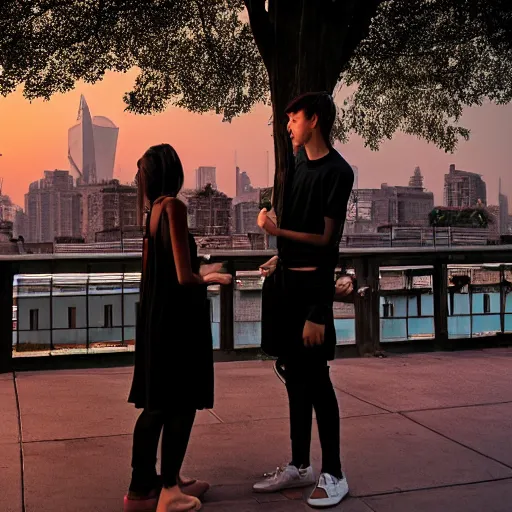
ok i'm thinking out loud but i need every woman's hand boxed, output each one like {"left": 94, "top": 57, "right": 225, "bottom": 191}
{"left": 199, "top": 262, "right": 225, "bottom": 277}
{"left": 203, "top": 272, "right": 232, "bottom": 286}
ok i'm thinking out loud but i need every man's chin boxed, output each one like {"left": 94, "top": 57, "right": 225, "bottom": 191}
{"left": 291, "top": 142, "right": 302, "bottom": 154}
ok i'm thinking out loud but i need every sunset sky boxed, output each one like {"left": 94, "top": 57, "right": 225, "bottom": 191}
{"left": 1, "top": 68, "right": 511, "bottom": 210}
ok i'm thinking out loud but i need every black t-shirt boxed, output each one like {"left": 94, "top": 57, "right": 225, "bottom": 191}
{"left": 278, "top": 147, "right": 354, "bottom": 269}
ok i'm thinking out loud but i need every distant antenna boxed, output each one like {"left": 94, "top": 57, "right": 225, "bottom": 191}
{"left": 0, "top": 176, "right": 3, "bottom": 196}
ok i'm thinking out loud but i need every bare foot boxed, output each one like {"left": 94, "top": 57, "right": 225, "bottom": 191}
{"left": 178, "top": 475, "right": 210, "bottom": 498}
{"left": 178, "top": 475, "right": 196, "bottom": 486}
{"left": 156, "top": 485, "right": 201, "bottom": 512}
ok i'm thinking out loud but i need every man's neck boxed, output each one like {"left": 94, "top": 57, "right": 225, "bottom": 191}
{"left": 304, "top": 135, "right": 330, "bottom": 161}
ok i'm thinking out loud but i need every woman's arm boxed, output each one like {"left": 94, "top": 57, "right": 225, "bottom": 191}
{"left": 165, "top": 199, "right": 203, "bottom": 286}
{"left": 165, "top": 199, "right": 232, "bottom": 287}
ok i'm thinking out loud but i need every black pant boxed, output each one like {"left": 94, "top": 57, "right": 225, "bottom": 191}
{"left": 283, "top": 351, "right": 342, "bottom": 478}
{"left": 129, "top": 408, "right": 196, "bottom": 493}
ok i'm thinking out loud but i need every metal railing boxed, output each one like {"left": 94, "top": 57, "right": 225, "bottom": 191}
{"left": 2, "top": 245, "right": 512, "bottom": 372}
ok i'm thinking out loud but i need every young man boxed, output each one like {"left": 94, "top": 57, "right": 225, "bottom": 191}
{"left": 255, "top": 92, "right": 354, "bottom": 508}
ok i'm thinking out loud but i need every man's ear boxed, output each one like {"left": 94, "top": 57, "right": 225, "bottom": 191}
{"left": 310, "top": 113, "right": 319, "bottom": 129}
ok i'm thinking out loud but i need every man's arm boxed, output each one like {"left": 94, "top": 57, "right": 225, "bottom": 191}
{"left": 277, "top": 217, "right": 340, "bottom": 246}
{"left": 257, "top": 209, "right": 340, "bottom": 247}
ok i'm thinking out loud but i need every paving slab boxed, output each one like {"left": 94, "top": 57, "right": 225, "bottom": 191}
{"left": 330, "top": 352, "right": 512, "bottom": 412}
{"left": 16, "top": 371, "right": 220, "bottom": 442}
{"left": 23, "top": 436, "right": 132, "bottom": 512}
{"left": 184, "top": 418, "right": 297, "bottom": 485}
{"left": 204, "top": 497, "right": 373, "bottom": 511}
{"left": 211, "top": 363, "right": 290, "bottom": 423}
{"left": 212, "top": 362, "right": 386, "bottom": 424}
{"left": 405, "top": 402, "right": 512, "bottom": 467}
{"left": 0, "top": 443, "right": 22, "bottom": 512}
{"left": 0, "top": 378, "right": 19, "bottom": 445}
{"left": 336, "top": 413, "right": 512, "bottom": 497}
{"left": 364, "top": 478, "right": 512, "bottom": 512}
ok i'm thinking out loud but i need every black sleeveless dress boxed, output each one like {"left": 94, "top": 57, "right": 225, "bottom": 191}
{"left": 128, "top": 203, "right": 214, "bottom": 412}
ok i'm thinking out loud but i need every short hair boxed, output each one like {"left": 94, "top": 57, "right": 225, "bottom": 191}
{"left": 285, "top": 92, "right": 336, "bottom": 146}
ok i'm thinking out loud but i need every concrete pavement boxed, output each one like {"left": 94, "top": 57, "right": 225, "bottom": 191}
{"left": 1, "top": 349, "right": 512, "bottom": 511}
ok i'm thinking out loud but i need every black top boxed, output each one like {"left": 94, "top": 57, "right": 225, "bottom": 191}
{"left": 278, "top": 147, "right": 354, "bottom": 269}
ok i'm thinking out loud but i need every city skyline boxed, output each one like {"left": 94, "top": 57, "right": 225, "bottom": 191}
{"left": 1, "top": 70, "right": 512, "bottom": 209}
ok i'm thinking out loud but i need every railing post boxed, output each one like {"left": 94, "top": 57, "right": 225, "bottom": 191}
{"left": 219, "top": 260, "right": 235, "bottom": 351}
{"left": 433, "top": 262, "right": 449, "bottom": 345}
{"left": 354, "top": 258, "right": 381, "bottom": 356}
{"left": 0, "top": 263, "right": 15, "bottom": 374}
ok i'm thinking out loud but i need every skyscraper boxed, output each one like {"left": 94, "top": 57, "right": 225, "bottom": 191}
{"left": 25, "top": 170, "right": 81, "bottom": 243}
{"left": 195, "top": 166, "right": 217, "bottom": 190}
{"left": 68, "top": 95, "right": 119, "bottom": 184}
{"left": 408, "top": 166, "right": 424, "bottom": 189}
{"left": 81, "top": 180, "right": 138, "bottom": 242}
{"left": 499, "top": 178, "right": 509, "bottom": 235}
{"left": 236, "top": 166, "right": 254, "bottom": 196}
{"left": 188, "top": 188, "right": 232, "bottom": 235}
{"left": 444, "top": 164, "right": 487, "bottom": 207}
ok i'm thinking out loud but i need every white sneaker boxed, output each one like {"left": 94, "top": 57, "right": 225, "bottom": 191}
{"left": 253, "top": 464, "right": 315, "bottom": 493}
{"left": 307, "top": 473, "right": 349, "bottom": 508}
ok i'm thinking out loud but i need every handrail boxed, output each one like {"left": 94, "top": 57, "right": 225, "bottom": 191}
{"left": 2, "top": 245, "right": 512, "bottom": 373}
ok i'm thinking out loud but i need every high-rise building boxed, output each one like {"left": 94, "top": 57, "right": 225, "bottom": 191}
{"left": 444, "top": 164, "right": 487, "bottom": 208}
{"left": 0, "top": 194, "right": 20, "bottom": 224}
{"left": 78, "top": 180, "right": 138, "bottom": 242}
{"left": 25, "top": 170, "right": 82, "bottom": 243}
{"left": 195, "top": 166, "right": 217, "bottom": 190}
{"left": 68, "top": 95, "right": 119, "bottom": 184}
{"left": 499, "top": 178, "right": 509, "bottom": 235}
{"left": 234, "top": 202, "right": 260, "bottom": 234}
{"left": 352, "top": 168, "right": 434, "bottom": 232}
{"left": 408, "top": 166, "right": 424, "bottom": 188}
{"left": 188, "top": 188, "right": 232, "bottom": 235}
{"left": 236, "top": 166, "right": 254, "bottom": 196}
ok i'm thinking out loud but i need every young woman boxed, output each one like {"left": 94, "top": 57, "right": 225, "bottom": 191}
{"left": 125, "top": 144, "right": 231, "bottom": 512}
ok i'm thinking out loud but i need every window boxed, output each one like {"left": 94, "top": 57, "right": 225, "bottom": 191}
{"left": 29, "top": 309, "right": 39, "bottom": 331}
{"left": 104, "top": 304, "right": 113, "bottom": 328}
{"left": 383, "top": 302, "right": 394, "bottom": 318}
{"left": 483, "top": 294, "right": 491, "bottom": 314}
{"left": 416, "top": 295, "right": 422, "bottom": 317}
{"left": 68, "top": 307, "right": 77, "bottom": 329}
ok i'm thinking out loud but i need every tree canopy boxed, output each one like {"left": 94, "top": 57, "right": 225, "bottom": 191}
{"left": 1, "top": 1, "right": 511, "bottom": 213}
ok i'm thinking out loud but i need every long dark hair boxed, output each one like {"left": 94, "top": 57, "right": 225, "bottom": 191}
{"left": 136, "top": 143, "right": 184, "bottom": 226}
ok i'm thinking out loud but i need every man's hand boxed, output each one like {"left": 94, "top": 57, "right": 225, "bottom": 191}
{"left": 303, "top": 320, "right": 325, "bottom": 347}
{"left": 259, "top": 255, "right": 278, "bottom": 278}
{"left": 257, "top": 208, "right": 279, "bottom": 236}
{"left": 334, "top": 275, "right": 354, "bottom": 302}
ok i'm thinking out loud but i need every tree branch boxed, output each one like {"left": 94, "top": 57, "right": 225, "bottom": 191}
{"left": 340, "top": 0, "right": 384, "bottom": 71}
{"left": 244, "top": 0, "right": 273, "bottom": 69}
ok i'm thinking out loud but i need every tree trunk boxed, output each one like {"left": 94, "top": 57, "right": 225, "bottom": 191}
{"left": 259, "top": 0, "right": 380, "bottom": 221}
